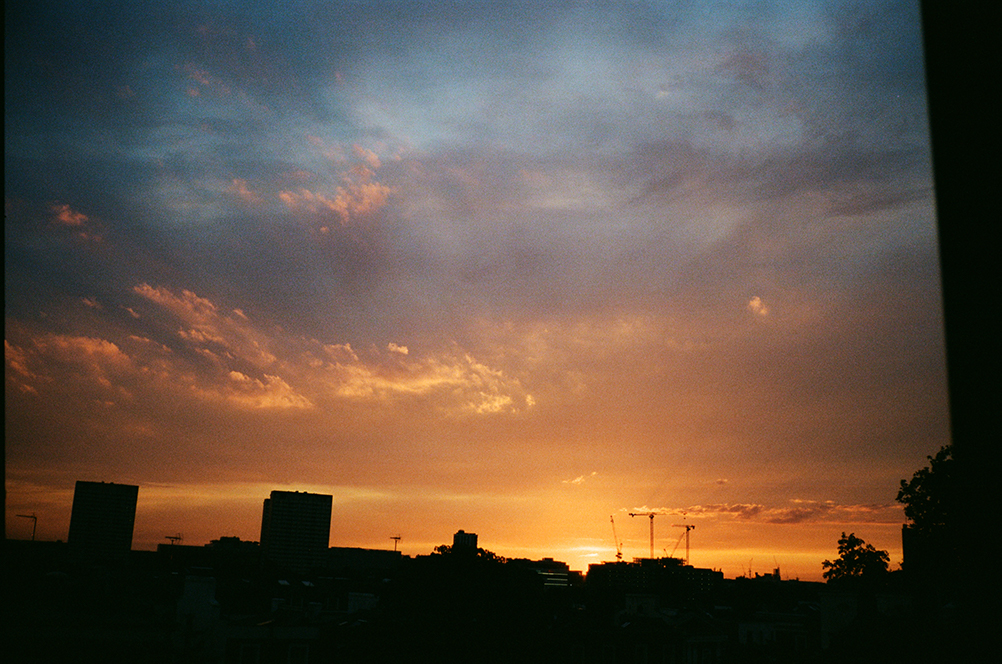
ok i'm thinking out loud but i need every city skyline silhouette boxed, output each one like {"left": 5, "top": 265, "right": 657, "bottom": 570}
{"left": 1, "top": 462, "right": 963, "bottom": 663}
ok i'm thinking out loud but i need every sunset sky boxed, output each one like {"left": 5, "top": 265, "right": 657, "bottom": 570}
{"left": 5, "top": 1, "right": 948, "bottom": 580}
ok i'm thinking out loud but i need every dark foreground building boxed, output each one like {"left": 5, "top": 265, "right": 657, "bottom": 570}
{"left": 67, "top": 480, "right": 139, "bottom": 561}
{"left": 260, "top": 490, "right": 332, "bottom": 573}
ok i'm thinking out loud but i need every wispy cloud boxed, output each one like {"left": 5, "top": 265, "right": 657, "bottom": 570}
{"left": 681, "top": 500, "right": 901, "bottom": 525}
{"left": 563, "top": 472, "right": 597, "bottom": 485}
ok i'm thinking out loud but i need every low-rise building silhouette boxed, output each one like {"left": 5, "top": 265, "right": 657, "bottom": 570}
{"left": 327, "top": 546, "right": 402, "bottom": 576}
{"left": 509, "top": 557, "right": 578, "bottom": 588}
{"left": 587, "top": 556, "right": 723, "bottom": 599}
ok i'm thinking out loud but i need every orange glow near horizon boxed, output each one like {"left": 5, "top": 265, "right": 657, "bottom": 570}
{"left": 5, "top": 477, "right": 907, "bottom": 583}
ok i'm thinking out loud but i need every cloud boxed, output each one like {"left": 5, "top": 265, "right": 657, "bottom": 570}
{"left": 5, "top": 323, "right": 313, "bottom": 413}
{"left": 352, "top": 144, "right": 381, "bottom": 169}
{"left": 278, "top": 172, "right": 393, "bottom": 228}
{"left": 764, "top": 505, "right": 831, "bottom": 524}
{"left": 321, "top": 348, "right": 530, "bottom": 416}
{"left": 131, "top": 285, "right": 532, "bottom": 416}
{"left": 747, "top": 296, "right": 769, "bottom": 317}
{"left": 5, "top": 340, "right": 40, "bottom": 394}
{"left": 49, "top": 203, "right": 102, "bottom": 242}
{"left": 332, "top": 166, "right": 395, "bottom": 220}
{"left": 278, "top": 188, "right": 331, "bottom": 214}
{"left": 321, "top": 343, "right": 359, "bottom": 363}
{"left": 124, "top": 285, "right": 311, "bottom": 410}
{"left": 227, "top": 179, "right": 263, "bottom": 204}
{"left": 222, "top": 371, "right": 313, "bottom": 410}
{"left": 278, "top": 149, "right": 395, "bottom": 229}
{"left": 5, "top": 332, "right": 135, "bottom": 403}
{"left": 563, "top": 471, "right": 598, "bottom": 485}
{"left": 680, "top": 500, "right": 901, "bottom": 525}
{"left": 51, "top": 203, "right": 88, "bottom": 226}
{"left": 182, "top": 62, "right": 231, "bottom": 96}
{"left": 687, "top": 503, "right": 766, "bottom": 519}
{"left": 134, "top": 283, "right": 278, "bottom": 368}
{"left": 717, "top": 45, "right": 772, "bottom": 90}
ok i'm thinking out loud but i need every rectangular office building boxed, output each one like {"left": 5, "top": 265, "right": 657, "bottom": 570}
{"left": 68, "top": 481, "right": 139, "bottom": 561}
{"left": 260, "top": 490, "right": 332, "bottom": 574}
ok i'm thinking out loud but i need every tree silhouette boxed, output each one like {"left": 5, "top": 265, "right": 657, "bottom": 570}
{"left": 897, "top": 444, "right": 957, "bottom": 593}
{"left": 822, "top": 532, "right": 889, "bottom": 584}
{"left": 897, "top": 444, "right": 954, "bottom": 536}
{"left": 432, "top": 543, "right": 506, "bottom": 563}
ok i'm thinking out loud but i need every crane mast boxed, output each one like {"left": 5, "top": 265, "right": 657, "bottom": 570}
{"left": 672, "top": 523, "right": 695, "bottom": 565}
{"left": 610, "top": 516, "right": 623, "bottom": 560}
{"left": 628, "top": 511, "right": 665, "bottom": 559}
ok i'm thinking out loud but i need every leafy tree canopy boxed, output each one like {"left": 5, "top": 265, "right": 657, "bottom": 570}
{"left": 822, "top": 532, "right": 889, "bottom": 584}
{"left": 432, "top": 544, "right": 506, "bottom": 563}
{"left": 897, "top": 444, "right": 954, "bottom": 534}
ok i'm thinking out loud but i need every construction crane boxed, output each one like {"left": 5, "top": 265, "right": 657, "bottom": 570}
{"left": 672, "top": 523, "right": 695, "bottom": 565}
{"left": 668, "top": 530, "right": 686, "bottom": 560}
{"left": 610, "top": 516, "right": 623, "bottom": 560}
{"left": 390, "top": 535, "right": 402, "bottom": 552}
{"left": 628, "top": 511, "right": 667, "bottom": 559}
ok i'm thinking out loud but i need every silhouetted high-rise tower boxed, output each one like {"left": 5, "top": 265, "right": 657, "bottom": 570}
{"left": 260, "top": 490, "right": 332, "bottom": 573}
{"left": 453, "top": 529, "right": 478, "bottom": 554}
{"left": 68, "top": 481, "right": 139, "bottom": 561}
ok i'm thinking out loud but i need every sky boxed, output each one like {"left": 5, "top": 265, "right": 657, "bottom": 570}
{"left": 5, "top": 0, "right": 948, "bottom": 581}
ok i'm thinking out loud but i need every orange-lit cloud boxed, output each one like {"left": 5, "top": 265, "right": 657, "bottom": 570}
{"left": 134, "top": 283, "right": 278, "bottom": 368}
{"left": 227, "top": 178, "right": 263, "bottom": 204}
{"left": 747, "top": 295, "right": 769, "bottom": 316}
{"left": 352, "top": 144, "right": 382, "bottom": 169}
{"left": 280, "top": 142, "right": 394, "bottom": 228}
{"left": 278, "top": 168, "right": 394, "bottom": 226}
{"left": 219, "top": 371, "right": 313, "bottom": 410}
{"left": 5, "top": 332, "right": 140, "bottom": 407}
{"left": 51, "top": 203, "right": 88, "bottom": 226}
{"left": 49, "top": 203, "right": 102, "bottom": 242}
{"left": 6, "top": 323, "right": 313, "bottom": 413}
{"left": 9, "top": 285, "right": 534, "bottom": 418}
{"left": 319, "top": 348, "right": 531, "bottom": 416}
{"left": 5, "top": 340, "right": 39, "bottom": 395}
